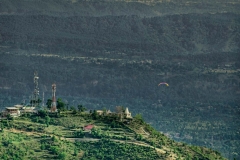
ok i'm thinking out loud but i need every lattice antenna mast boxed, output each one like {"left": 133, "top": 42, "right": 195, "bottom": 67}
{"left": 33, "top": 71, "right": 39, "bottom": 107}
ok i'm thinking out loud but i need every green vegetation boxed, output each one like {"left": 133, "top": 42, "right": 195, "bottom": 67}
{"left": 0, "top": 49, "right": 239, "bottom": 158}
{"left": 0, "top": 0, "right": 239, "bottom": 159}
{"left": 0, "top": 111, "right": 225, "bottom": 160}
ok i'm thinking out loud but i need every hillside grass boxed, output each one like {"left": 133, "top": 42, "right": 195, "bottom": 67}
{"left": 0, "top": 112, "right": 225, "bottom": 160}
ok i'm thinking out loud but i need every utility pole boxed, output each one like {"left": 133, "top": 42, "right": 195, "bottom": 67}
{"left": 211, "top": 135, "right": 214, "bottom": 148}
{"left": 33, "top": 71, "right": 39, "bottom": 107}
{"left": 42, "top": 92, "right": 44, "bottom": 108}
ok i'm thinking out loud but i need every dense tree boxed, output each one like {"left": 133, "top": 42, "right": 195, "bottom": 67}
{"left": 134, "top": 113, "right": 144, "bottom": 123}
{"left": 45, "top": 116, "right": 50, "bottom": 127}
{"left": 70, "top": 106, "right": 77, "bottom": 114}
{"left": 77, "top": 104, "right": 86, "bottom": 112}
{"left": 57, "top": 98, "right": 66, "bottom": 111}
{"left": 38, "top": 110, "right": 48, "bottom": 117}
{"left": 102, "top": 107, "right": 107, "bottom": 115}
{"left": 46, "top": 99, "right": 52, "bottom": 109}
{"left": 92, "top": 110, "right": 98, "bottom": 120}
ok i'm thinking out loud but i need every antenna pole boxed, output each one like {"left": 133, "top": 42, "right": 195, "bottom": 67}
{"left": 42, "top": 92, "right": 44, "bottom": 107}
{"left": 211, "top": 136, "right": 214, "bottom": 148}
{"left": 33, "top": 71, "right": 39, "bottom": 107}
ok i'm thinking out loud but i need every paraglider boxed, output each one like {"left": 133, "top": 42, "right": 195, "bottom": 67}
{"left": 158, "top": 82, "right": 169, "bottom": 86}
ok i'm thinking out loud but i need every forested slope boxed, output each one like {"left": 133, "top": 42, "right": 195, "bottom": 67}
{"left": 0, "top": 0, "right": 240, "bottom": 16}
{"left": 0, "top": 13, "right": 239, "bottom": 54}
{"left": 0, "top": 112, "right": 226, "bottom": 160}
{"left": 0, "top": 0, "right": 239, "bottom": 159}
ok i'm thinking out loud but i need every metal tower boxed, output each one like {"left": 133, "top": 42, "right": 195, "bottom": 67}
{"left": 51, "top": 83, "right": 57, "bottom": 112}
{"left": 33, "top": 71, "right": 39, "bottom": 107}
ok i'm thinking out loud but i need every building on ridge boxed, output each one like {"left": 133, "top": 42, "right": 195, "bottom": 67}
{"left": 106, "top": 109, "right": 112, "bottom": 115}
{"left": 124, "top": 107, "right": 132, "bottom": 119}
{"left": 96, "top": 110, "right": 103, "bottom": 115}
{"left": 2, "top": 107, "right": 20, "bottom": 117}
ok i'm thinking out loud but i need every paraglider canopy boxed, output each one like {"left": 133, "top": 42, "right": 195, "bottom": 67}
{"left": 158, "top": 82, "right": 169, "bottom": 86}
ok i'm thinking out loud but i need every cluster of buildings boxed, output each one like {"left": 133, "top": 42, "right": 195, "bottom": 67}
{"left": 96, "top": 107, "right": 132, "bottom": 119}
{"left": 0, "top": 72, "right": 58, "bottom": 119}
{"left": 83, "top": 107, "right": 132, "bottom": 132}
{"left": 1, "top": 104, "right": 36, "bottom": 118}
{"left": 0, "top": 72, "right": 133, "bottom": 121}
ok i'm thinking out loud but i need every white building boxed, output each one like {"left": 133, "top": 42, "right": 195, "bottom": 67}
{"left": 2, "top": 107, "right": 21, "bottom": 117}
{"left": 124, "top": 107, "right": 132, "bottom": 119}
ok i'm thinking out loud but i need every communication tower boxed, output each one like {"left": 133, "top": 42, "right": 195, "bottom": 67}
{"left": 51, "top": 83, "right": 57, "bottom": 112}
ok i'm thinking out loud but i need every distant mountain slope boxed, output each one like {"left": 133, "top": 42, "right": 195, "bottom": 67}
{"left": 0, "top": 13, "right": 239, "bottom": 54}
{"left": 0, "top": 0, "right": 239, "bottom": 159}
{"left": 0, "top": 0, "right": 239, "bottom": 17}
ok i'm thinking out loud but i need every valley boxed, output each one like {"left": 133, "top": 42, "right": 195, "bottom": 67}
{"left": 0, "top": 0, "right": 239, "bottom": 159}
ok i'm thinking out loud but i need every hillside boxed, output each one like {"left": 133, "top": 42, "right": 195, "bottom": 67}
{"left": 0, "top": 13, "right": 239, "bottom": 54}
{"left": 0, "top": 0, "right": 240, "bottom": 16}
{"left": 0, "top": 110, "right": 225, "bottom": 160}
{"left": 0, "top": 0, "right": 239, "bottom": 159}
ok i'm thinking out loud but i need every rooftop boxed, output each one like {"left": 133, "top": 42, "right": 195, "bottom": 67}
{"left": 6, "top": 107, "right": 19, "bottom": 110}
{"left": 83, "top": 124, "right": 94, "bottom": 130}
{"left": 14, "top": 104, "right": 24, "bottom": 108}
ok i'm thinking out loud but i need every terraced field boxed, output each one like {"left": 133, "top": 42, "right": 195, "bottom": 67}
{"left": 0, "top": 112, "right": 226, "bottom": 159}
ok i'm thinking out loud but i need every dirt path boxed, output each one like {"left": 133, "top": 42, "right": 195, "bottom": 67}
{"left": 66, "top": 137, "right": 166, "bottom": 154}
{"left": 140, "top": 127, "right": 150, "bottom": 136}
{"left": 6, "top": 128, "right": 43, "bottom": 137}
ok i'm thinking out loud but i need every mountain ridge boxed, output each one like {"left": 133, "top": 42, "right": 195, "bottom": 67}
{"left": 0, "top": 0, "right": 239, "bottom": 17}
{"left": 0, "top": 13, "right": 239, "bottom": 54}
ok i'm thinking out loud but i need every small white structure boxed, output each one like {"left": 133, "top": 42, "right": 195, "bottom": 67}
{"left": 96, "top": 110, "right": 103, "bottom": 115}
{"left": 124, "top": 107, "right": 132, "bottom": 119}
{"left": 106, "top": 109, "right": 112, "bottom": 114}
{"left": 21, "top": 107, "right": 37, "bottom": 113}
{"left": 96, "top": 109, "right": 112, "bottom": 115}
